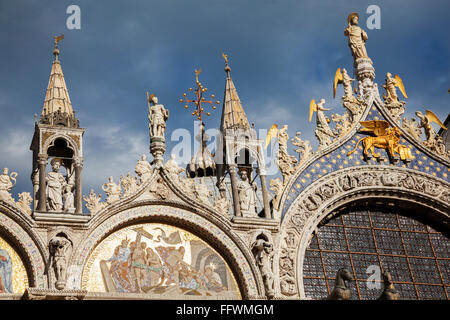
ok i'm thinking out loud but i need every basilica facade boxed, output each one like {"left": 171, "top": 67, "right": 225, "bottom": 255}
{"left": 0, "top": 13, "right": 448, "bottom": 300}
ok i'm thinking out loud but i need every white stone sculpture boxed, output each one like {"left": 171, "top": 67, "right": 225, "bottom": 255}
{"left": 46, "top": 158, "right": 66, "bottom": 212}
{"left": 102, "top": 176, "right": 122, "bottom": 204}
{"left": 135, "top": 154, "right": 153, "bottom": 183}
{"left": 148, "top": 95, "right": 169, "bottom": 139}
{"left": 237, "top": 170, "right": 257, "bottom": 217}
{"left": 83, "top": 189, "right": 105, "bottom": 215}
{"left": 120, "top": 172, "right": 139, "bottom": 197}
{"left": 17, "top": 192, "right": 33, "bottom": 215}
{"left": 0, "top": 168, "right": 17, "bottom": 203}
{"left": 63, "top": 185, "right": 75, "bottom": 213}
{"left": 49, "top": 236, "right": 72, "bottom": 290}
{"left": 252, "top": 238, "right": 275, "bottom": 298}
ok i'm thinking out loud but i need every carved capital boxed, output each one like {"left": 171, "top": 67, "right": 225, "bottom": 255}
{"left": 37, "top": 154, "right": 48, "bottom": 165}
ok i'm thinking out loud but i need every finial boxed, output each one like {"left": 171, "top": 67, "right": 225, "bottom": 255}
{"left": 53, "top": 34, "right": 64, "bottom": 61}
{"left": 179, "top": 68, "right": 220, "bottom": 122}
{"left": 222, "top": 52, "right": 231, "bottom": 73}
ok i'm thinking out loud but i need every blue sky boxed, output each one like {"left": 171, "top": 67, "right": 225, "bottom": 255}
{"left": 0, "top": 0, "right": 449, "bottom": 201}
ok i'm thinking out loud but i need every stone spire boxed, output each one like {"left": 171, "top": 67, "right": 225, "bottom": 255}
{"left": 40, "top": 35, "right": 79, "bottom": 128}
{"left": 220, "top": 61, "right": 251, "bottom": 133}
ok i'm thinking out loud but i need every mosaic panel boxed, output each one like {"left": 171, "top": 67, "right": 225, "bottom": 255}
{"left": 0, "top": 236, "right": 28, "bottom": 294}
{"left": 82, "top": 223, "right": 241, "bottom": 298}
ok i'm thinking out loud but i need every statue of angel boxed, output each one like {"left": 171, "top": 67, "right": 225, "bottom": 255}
{"left": 382, "top": 73, "right": 408, "bottom": 105}
{"left": 334, "top": 67, "right": 355, "bottom": 100}
{"left": 309, "top": 98, "right": 335, "bottom": 148}
{"left": 415, "top": 110, "right": 447, "bottom": 143}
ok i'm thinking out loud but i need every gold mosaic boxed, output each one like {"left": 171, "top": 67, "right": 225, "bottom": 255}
{"left": 0, "top": 236, "right": 28, "bottom": 294}
{"left": 82, "top": 223, "right": 241, "bottom": 298}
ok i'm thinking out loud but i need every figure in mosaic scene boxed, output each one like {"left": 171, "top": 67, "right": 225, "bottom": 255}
{"left": 46, "top": 158, "right": 66, "bottom": 212}
{"left": 204, "top": 264, "right": 226, "bottom": 292}
{"left": 106, "top": 238, "right": 135, "bottom": 293}
{"left": 0, "top": 248, "right": 12, "bottom": 293}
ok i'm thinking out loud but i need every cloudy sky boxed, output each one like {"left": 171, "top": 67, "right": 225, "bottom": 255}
{"left": 0, "top": 0, "right": 449, "bottom": 201}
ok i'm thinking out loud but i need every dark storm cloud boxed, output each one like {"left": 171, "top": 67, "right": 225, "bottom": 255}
{"left": 0, "top": 0, "right": 448, "bottom": 199}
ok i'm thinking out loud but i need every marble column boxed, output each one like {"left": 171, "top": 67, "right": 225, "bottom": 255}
{"left": 37, "top": 154, "right": 48, "bottom": 212}
{"left": 74, "top": 157, "right": 83, "bottom": 214}
{"left": 229, "top": 164, "right": 242, "bottom": 217}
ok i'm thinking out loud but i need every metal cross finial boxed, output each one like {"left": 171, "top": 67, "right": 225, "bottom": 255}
{"left": 179, "top": 68, "right": 220, "bottom": 122}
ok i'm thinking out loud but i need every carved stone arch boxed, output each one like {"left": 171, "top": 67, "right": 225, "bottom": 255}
{"left": 279, "top": 166, "right": 450, "bottom": 299}
{"left": 71, "top": 204, "right": 263, "bottom": 298}
{"left": 0, "top": 203, "right": 47, "bottom": 289}
{"left": 43, "top": 134, "right": 79, "bottom": 158}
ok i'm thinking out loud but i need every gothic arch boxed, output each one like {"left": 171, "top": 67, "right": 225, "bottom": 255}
{"left": 43, "top": 134, "right": 80, "bottom": 158}
{"left": 277, "top": 166, "right": 450, "bottom": 298}
{"left": 71, "top": 203, "right": 263, "bottom": 299}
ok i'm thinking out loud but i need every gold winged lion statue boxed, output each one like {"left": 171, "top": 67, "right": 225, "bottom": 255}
{"left": 347, "top": 120, "right": 412, "bottom": 161}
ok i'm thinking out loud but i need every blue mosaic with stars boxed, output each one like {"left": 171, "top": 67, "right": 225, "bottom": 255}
{"left": 281, "top": 105, "right": 450, "bottom": 221}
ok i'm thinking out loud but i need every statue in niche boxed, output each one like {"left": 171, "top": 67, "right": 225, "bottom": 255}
{"left": 252, "top": 238, "right": 275, "bottom": 298}
{"left": 49, "top": 236, "right": 72, "bottom": 290}
{"left": 102, "top": 176, "right": 122, "bottom": 204}
{"left": 46, "top": 158, "right": 66, "bottom": 212}
{"left": 135, "top": 154, "right": 153, "bottom": 183}
{"left": 344, "top": 12, "right": 369, "bottom": 61}
{"left": 237, "top": 170, "right": 257, "bottom": 216}
{"left": 0, "top": 168, "right": 17, "bottom": 203}
{"left": 63, "top": 185, "right": 75, "bottom": 213}
{"left": 148, "top": 94, "right": 169, "bottom": 139}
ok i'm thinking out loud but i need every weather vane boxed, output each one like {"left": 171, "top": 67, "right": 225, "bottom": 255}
{"left": 53, "top": 34, "right": 64, "bottom": 60}
{"left": 179, "top": 68, "right": 220, "bottom": 122}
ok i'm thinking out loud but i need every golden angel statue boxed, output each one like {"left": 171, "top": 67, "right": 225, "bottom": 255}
{"left": 265, "top": 124, "right": 298, "bottom": 180}
{"left": 310, "top": 98, "right": 335, "bottom": 148}
{"left": 344, "top": 12, "right": 369, "bottom": 61}
{"left": 382, "top": 73, "right": 408, "bottom": 104}
{"left": 333, "top": 67, "right": 355, "bottom": 100}
{"left": 415, "top": 110, "right": 447, "bottom": 143}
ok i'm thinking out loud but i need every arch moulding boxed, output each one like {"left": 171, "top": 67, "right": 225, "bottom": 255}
{"left": 69, "top": 203, "right": 263, "bottom": 299}
{"left": 276, "top": 166, "right": 450, "bottom": 299}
